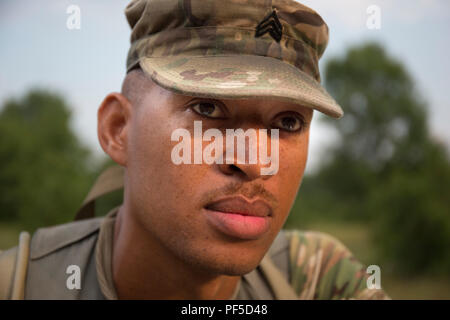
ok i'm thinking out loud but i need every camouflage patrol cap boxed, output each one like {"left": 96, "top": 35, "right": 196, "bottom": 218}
{"left": 125, "top": 0, "right": 343, "bottom": 118}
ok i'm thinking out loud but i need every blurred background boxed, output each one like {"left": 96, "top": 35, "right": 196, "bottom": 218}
{"left": 0, "top": 0, "right": 449, "bottom": 299}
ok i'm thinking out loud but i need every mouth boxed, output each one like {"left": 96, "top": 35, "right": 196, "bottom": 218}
{"left": 203, "top": 196, "right": 273, "bottom": 240}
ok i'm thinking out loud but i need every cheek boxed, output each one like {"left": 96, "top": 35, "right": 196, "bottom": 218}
{"left": 273, "top": 133, "right": 309, "bottom": 218}
{"left": 126, "top": 107, "right": 206, "bottom": 220}
{"left": 129, "top": 110, "right": 169, "bottom": 178}
{"left": 127, "top": 108, "right": 180, "bottom": 208}
{"left": 280, "top": 136, "right": 309, "bottom": 179}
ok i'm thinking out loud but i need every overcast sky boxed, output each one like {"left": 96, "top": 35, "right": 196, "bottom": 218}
{"left": 0, "top": 0, "right": 449, "bottom": 173}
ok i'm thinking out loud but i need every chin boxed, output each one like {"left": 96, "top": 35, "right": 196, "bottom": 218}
{"left": 179, "top": 246, "right": 265, "bottom": 277}
{"left": 194, "top": 259, "right": 260, "bottom": 277}
{"left": 216, "top": 263, "right": 260, "bottom": 276}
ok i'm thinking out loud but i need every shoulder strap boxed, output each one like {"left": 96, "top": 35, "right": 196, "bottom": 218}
{"left": 75, "top": 165, "right": 124, "bottom": 220}
{"left": 0, "top": 231, "right": 31, "bottom": 300}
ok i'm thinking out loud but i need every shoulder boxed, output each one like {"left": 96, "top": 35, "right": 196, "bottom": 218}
{"left": 285, "top": 229, "right": 354, "bottom": 263}
{"left": 29, "top": 217, "right": 103, "bottom": 260}
{"left": 283, "top": 229, "right": 390, "bottom": 300}
{"left": 0, "top": 217, "right": 104, "bottom": 262}
{"left": 24, "top": 217, "right": 106, "bottom": 299}
{"left": 7, "top": 216, "right": 117, "bottom": 299}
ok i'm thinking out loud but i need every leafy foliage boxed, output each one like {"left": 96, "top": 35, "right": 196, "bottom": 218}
{"left": 0, "top": 90, "right": 98, "bottom": 231}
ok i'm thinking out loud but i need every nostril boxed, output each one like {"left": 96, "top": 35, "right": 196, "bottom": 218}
{"left": 219, "top": 163, "right": 259, "bottom": 180}
{"left": 229, "top": 164, "right": 241, "bottom": 173}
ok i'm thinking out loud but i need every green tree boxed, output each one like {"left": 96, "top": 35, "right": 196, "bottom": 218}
{"left": 369, "top": 141, "right": 450, "bottom": 274}
{"left": 319, "top": 43, "right": 432, "bottom": 218}
{"left": 0, "top": 90, "right": 98, "bottom": 231}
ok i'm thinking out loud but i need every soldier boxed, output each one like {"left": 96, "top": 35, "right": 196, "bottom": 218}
{"left": 0, "top": 0, "right": 389, "bottom": 300}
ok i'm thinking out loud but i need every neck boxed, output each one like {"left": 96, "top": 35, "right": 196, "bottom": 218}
{"left": 112, "top": 205, "right": 240, "bottom": 300}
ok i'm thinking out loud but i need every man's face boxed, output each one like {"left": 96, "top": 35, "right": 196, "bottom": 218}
{"left": 123, "top": 75, "right": 312, "bottom": 276}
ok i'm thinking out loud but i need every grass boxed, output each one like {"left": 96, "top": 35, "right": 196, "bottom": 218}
{"left": 1, "top": 220, "right": 449, "bottom": 299}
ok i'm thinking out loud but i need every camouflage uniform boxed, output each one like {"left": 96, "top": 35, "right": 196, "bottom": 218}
{"left": 287, "top": 230, "right": 388, "bottom": 299}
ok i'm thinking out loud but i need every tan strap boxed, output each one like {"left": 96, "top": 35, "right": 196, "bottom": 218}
{"left": 259, "top": 255, "right": 299, "bottom": 300}
{"left": 75, "top": 165, "right": 125, "bottom": 220}
{"left": 11, "top": 232, "right": 30, "bottom": 300}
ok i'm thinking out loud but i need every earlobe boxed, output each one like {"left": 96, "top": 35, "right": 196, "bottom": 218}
{"left": 97, "top": 92, "right": 131, "bottom": 166}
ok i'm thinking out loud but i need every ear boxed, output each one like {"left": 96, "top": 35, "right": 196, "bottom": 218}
{"left": 97, "top": 92, "right": 132, "bottom": 166}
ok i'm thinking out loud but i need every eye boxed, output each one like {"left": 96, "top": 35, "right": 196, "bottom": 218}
{"left": 190, "top": 101, "right": 225, "bottom": 119}
{"left": 272, "top": 114, "right": 305, "bottom": 132}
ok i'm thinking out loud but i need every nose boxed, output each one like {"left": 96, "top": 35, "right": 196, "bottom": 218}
{"left": 217, "top": 129, "right": 278, "bottom": 181}
{"left": 218, "top": 162, "right": 269, "bottom": 181}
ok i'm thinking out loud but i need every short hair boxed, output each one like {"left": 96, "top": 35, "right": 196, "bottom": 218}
{"left": 121, "top": 66, "right": 154, "bottom": 107}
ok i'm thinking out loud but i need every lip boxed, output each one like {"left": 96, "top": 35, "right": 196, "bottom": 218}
{"left": 203, "top": 196, "right": 272, "bottom": 240}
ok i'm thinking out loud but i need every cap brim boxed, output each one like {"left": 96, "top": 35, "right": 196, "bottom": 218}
{"left": 139, "top": 54, "right": 343, "bottom": 118}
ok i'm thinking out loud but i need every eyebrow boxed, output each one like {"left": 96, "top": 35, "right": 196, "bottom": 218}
{"left": 182, "top": 96, "right": 313, "bottom": 119}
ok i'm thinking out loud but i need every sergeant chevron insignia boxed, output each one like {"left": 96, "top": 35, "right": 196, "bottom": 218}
{"left": 255, "top": 8, "right": 283, "bottom": 42}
